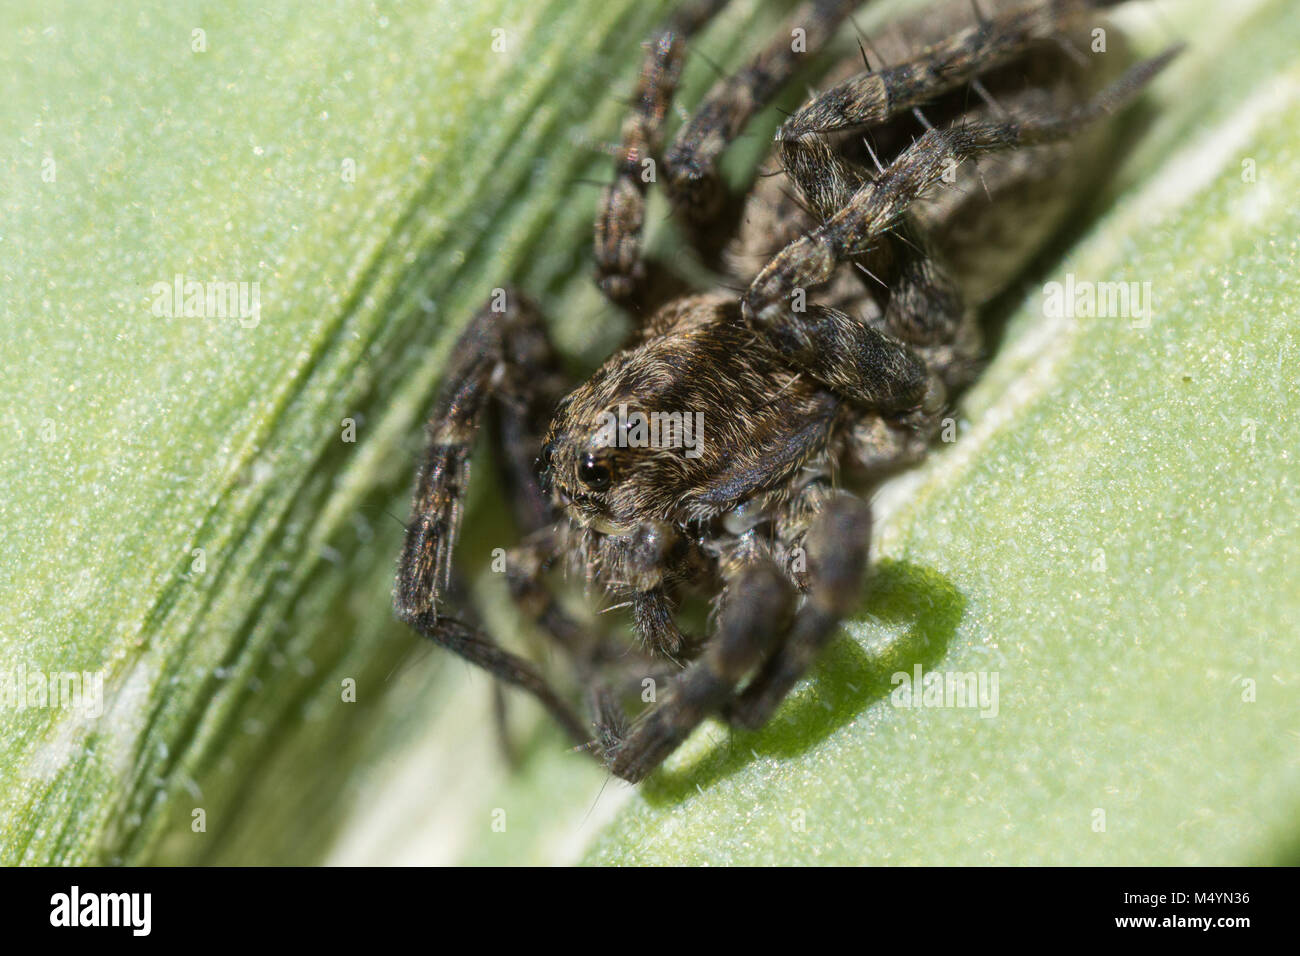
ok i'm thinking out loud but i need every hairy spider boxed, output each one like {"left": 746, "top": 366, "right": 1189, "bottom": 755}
{"left": 395, "top": 0, "right": 1179, "bottom": 782}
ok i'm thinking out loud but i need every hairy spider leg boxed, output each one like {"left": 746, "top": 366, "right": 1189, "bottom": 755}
{"left": 742, "top": 45, "right": 1181, "bottom": 410}
{"left": 603, "top": 556, "right": 797, "bottom": 782}
{"left": 597, "top": 0, "right": 861, "bottom": 311}
{"left": 726, "top": 491, "right": 873, "bottom": 729}
{"left": 594, "top": 0, "right": 732, "bottom": 306}
{"left": 394, "top": 290, "right": 591, "bottom": 744}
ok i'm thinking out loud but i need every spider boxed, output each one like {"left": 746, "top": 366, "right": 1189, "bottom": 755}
{"left": 395, "top": 0, "right": 1179, "bottom": 782}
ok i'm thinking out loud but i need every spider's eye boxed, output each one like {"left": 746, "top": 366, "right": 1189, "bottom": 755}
{"left": 578, "top": 453, "right": 612, "bottom": 491}
{"left": 536, "top": 440, "right": 557, "bottom": 492}
{"left": 536, "top": 440, "right": 555, "bottom": 473}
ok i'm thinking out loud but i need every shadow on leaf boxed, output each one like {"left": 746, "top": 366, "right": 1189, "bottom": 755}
{"left": 640, "top": 558, "right": 966, "bottom": 803}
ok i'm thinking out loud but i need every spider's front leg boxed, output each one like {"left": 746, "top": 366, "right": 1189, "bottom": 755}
{"left": 394, "top": 289, "right": 589, "bottom": 744}
{"left": 504, "top": 521, "right": 684, "bottom": 679}
{"left": 600, "top": 556, "right": 797, "bottom": 783}
{"left": 725, "top": 490, "right": 872, "bottom": 730}
{"left": 500, "top": 522, "right": 682, "bottom": 759}
{"left": 621, "top": 522, "right": 717, "bottom": 661}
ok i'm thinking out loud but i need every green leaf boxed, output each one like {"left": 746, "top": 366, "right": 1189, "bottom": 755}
{"left": 0, "top": 0, "right": 832, "bottom": 866}
{"left": 581, "top": 0, "right": 1300, "bottom": 865}
{"left": 0, "top": 0, "right": 688, "bottom": 864}
{"left": 3, "top": 0, "right": 1295, "bottom": 868}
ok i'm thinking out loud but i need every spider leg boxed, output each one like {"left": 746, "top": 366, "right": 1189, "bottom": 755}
{"left": 778, "top": 0, "right": 1125, "bottom": 220}
{"left": 762, "top": 301, "right": 933, "bottom": 414}
{"left": 622, "top": 521, "right": 716, "bottom": 660}
{"left": 504, "top": 523, "right": 594, "bottom": 661}
{"left": 847, "top": 251, "right": 972, "bottom": 477}
{"left": 843, "top": 222, "right": 979, "bottom": 474}
{"left": 594, "top": 0, "right": 731, "bottom": 308}
{"left": 400, "top": 610, "right": 590, "bottom": 744}
{"left": 395, "top": 288, "right": 565, "bottom": 619}
{"left": 498, "top": 520, "right": 700, "bottom": 766}
{"left": 505, "top": 523, "right": 671, "bottom": 677}
{"left": 498, "top": 524, "right": 650, "bottom": 756}
{"left": 394, "top": 288, "right": 590, "bottom": 745}
{"left": 664, "top": 0, "right": 857, "bottom": 231}
{"left": 491, "top": 683, "right": 517, "bottom": 766}
{"left": 492, "top": 313, "right": 571, "bottom": 537}
{"left": 601, "top": 556, "right": 797, "bottom": 783}
{"left": 742, "top": 46, "right": 1180, "bottom": 404}
{"left": 879, "top": 222, "right": 979, "bottom": 391}
{"left": 724, "top": 491, "right": 873, "bottom": 730}
{"left": 770, "top": 2, "right": 1152, "bottom": 455}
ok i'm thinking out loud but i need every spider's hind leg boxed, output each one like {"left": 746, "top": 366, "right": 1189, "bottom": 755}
{"left": 878, "top": 222, "right": 982, "bottom": 394}
{"left": 664, "top": 0, "right": 857, "bottom": 237}
{"left": 743, "top": 47, "right": 1180, "bottom": 413}
{"left": 842, "top": 221, "right": 981, "bottom": 476}
{"left": 594, "top": 0, "right": 730, "bottom": 310}
{"left": 774, "top": 0, "right": 1120, "bottom": 219}
{"left": 597, "top": 0, "right": 858, "bottom": 313}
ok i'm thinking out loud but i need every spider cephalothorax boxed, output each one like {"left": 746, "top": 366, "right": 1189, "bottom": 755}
{"left": 541, "top": 294, "right": 843, "bottom": 532}
{"left": 395, "top": 0, "right": 1179, "bottom": 782}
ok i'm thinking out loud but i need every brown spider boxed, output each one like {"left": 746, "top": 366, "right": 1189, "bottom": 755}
{"left": 395, "top": 0, "right": 1179, "bottom": 782}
